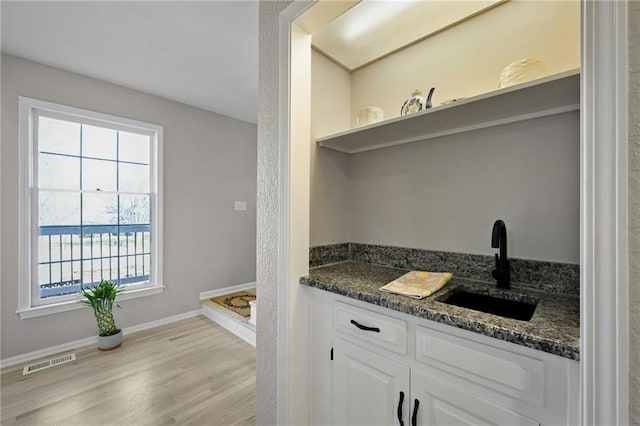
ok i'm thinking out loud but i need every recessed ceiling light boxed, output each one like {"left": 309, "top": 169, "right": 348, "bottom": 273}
{"left": 340, "top": 0, "right": 419, "bottom": 41}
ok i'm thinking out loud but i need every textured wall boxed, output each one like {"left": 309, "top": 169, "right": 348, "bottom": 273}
{"left": 257, "top": 2, "right": 291, "bottom": 425}
{"left": 628, "top": 1, "right": 640, "bottom": 423}
{"left": 1, "top": 54, "right": 257, "bottom": 359}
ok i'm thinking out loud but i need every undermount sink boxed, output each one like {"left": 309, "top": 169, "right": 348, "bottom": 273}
{"left": 440, "top": 289, "right": 538, "bottom": 321}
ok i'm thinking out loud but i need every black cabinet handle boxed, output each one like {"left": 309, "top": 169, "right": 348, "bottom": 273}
{"left": 411, "top": 399, "right": 419, "bottom": 426}
{"left": 397, "top": 391, "right": 405, "bottom": 426}
{"left": 350, "top": 319, "right": 380, "bottom": 333}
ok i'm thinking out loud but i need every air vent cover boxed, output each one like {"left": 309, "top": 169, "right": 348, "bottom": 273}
{"left": 23, "top": 353, "right": 76, "bottom": 375}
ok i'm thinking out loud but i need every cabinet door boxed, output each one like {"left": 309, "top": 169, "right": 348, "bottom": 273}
{"left": 410, "top": 369, "right": 539, "bottom": 426}
{"left": 333, "top": 338, "right": 410, "bottom": 426}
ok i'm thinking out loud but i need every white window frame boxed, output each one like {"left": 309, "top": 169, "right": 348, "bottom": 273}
{"left": 17, "top": 97, "right": 164, "bottom": 319}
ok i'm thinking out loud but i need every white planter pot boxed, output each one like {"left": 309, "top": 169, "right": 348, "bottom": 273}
{"left": 97, "top": 329, "right": 123, "bottom": 351}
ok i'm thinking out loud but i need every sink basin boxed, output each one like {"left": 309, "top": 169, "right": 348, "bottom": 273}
{"left": 440, "top": 290, "right": 537, "bottom": 321}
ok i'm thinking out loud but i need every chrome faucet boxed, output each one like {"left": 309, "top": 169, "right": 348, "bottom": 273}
{"left": 491, "top": 219, "right": 510, "bottom": 289}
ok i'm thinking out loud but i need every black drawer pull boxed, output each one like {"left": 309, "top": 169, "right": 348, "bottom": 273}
{"left": 411, "top": 399, "right": 419, "bottom": 426}
{"left": 350, "top": 319, "right": 380, "bottom": 333}
{"left": 397, "top": 391, "right": 405, "bottom": 426}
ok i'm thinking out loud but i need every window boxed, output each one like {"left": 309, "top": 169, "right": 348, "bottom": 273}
{"left": 18, "top": 97, "right": 163, "bottom": 318}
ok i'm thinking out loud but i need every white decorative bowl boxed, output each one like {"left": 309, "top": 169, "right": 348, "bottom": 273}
{"left": 498, "top": 58, "right": 547, "bottom": 89}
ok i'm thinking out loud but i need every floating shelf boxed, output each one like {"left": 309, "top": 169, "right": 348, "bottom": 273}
{"left": 317, "top": 69, "right": 580, "bottom": 154}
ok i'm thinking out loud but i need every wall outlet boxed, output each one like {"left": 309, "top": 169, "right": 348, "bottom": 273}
{"left": 234, "top": 201, "right": 247, "bottom": 211}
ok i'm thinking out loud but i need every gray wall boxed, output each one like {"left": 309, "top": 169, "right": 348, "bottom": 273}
{"left": 1, "top": 54, "right": 257, "bottom": 359}
{"left": 308, "top": 50, "right": 579, "bottom": 264}
{"left": 628, "top": 1, "right": 640, "bottom": 422}
{"left": 348, "top": 112, "right": 580, "bottom": 264}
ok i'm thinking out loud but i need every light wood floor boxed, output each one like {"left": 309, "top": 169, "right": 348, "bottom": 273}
{"left": 1, "top": 316, "right": 256, "bottom": 425}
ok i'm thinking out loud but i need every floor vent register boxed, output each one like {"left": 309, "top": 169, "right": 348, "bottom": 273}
{"left": 23, "top": 353, "right": 76, "bottom": 375}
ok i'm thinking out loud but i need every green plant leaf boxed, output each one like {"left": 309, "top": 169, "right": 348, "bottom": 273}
{"left": 79, "top": 280, "right": 123, "bottom": 334}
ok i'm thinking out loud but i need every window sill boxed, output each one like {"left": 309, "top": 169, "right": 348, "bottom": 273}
{"left": 16, "top": 286, "right": 165, "bottom": 319}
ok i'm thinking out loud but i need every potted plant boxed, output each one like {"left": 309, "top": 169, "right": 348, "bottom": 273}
{"left": 80, "top": 280, "right": 124, "bottom": 351}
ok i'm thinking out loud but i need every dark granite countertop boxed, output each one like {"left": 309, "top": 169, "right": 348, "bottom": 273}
{"left": 300, "top": 261, "right": 580, "bottom": 361}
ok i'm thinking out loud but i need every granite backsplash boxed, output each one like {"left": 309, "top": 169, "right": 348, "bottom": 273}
{"left": 309, "top": 243, "right": 350, "bottom": 267}
{"left": 309, "top": 242, "right": 579, "bottom": 296}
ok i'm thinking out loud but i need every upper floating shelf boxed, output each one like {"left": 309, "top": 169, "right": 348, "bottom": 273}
{"left": 317, "top": 69, "right": 580, "bottom": 154}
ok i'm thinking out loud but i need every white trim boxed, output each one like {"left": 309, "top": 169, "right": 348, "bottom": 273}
{"left": 198, "top": 281, "right": 257, "bottom": 347}
{"left": 287, "top": 23, "right": 313, "bottom": 425}
{"left": 121, "top": 309, "right": 200, "bottom": 335}
{"left": 1, "top": 337, "right": 97, "bottom": 370}
{"left": 201, "top": 304, "right": 256, "bottom": 347}
{"left": 277, "top": 3, "right": 317, "bottom": 425}
{"left": 249, "top": 301, "right": 257, "bottom": 326}
{"left": 154, "top": 124, "right": 164, "bottom": 292}
{"left": 17, "top": 96, "right": 164, "bottom": 314}
{"left": 1, "top": 309, "right": 201, "bottom": 369}
{"left": 198, "top": 281, "right": 256, "bottom": 300}
{"left": 19, "top": 96, "right": 163, "bottom": 133}
{"left": 0, "top": 45, "right": 3, "bottom": 385}
{"left": 278, "top": 9, "right": 293, "bottom": 426}
{"left": 581, "top": 1, "right": 629, "bottom": 425}
{"left": 18, "top": 96, "right": 33, "bottom": 316}
{"left": 17, "top": 285, "right": 165, "bottom": 320}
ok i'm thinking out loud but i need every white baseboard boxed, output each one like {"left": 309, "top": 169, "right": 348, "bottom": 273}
{"left": 122, "top": 310, "right": 201, "bottom": 335}
{"left": 201, "top": 304, "right": 256, "bottom": 347}
{"left": 0, "top": 336, "right": 98, "bottom": 370}
{"left": 0, "top": 309, "right": 202, "bottom": 369}
{"left": 199, "top": 281, "right": 256, "bottom": 300}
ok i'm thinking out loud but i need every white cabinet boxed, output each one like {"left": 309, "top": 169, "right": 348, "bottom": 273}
{"left": 410, "top": 369, "right": 539, "bottom": 426}
{"left": 332, "top": 340, "right": 539, "bottom": 426}
{"left": 333, "top": 338, "right": 410, "bottom": 426}
{"left": 324, "top": 297, "right": 579, "bottom": 426}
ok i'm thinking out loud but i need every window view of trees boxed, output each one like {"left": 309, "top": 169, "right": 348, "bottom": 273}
{"left": 37, "top": 115, "right": 152, "bottom": 297}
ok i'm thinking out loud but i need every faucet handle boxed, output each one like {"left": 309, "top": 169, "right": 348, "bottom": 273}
{"left": 494, "top": 253, "right": 500, "bottom": 268}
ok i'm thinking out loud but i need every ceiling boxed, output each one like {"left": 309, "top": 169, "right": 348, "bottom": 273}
{"left": 312, "top": 0, "right": 504, "bottom": 71}
{"left": 1, "top": 1, "right": 259, "bottom": 124}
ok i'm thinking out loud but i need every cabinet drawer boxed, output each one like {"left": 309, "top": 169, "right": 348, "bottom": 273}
{"left": 334, "top": 302, "right": 407, "bottom": 354}
{"left": 415, "top": 325, "right": 544, "bottom": 406}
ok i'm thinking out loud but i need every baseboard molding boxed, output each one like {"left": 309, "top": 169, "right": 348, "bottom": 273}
{"left": 199, "top": 281, "right": 256, "bottom": 300}
{"left": 122, "top": 310, "right": 201, "bottom": 335}
{"left": 0, "top": 309, "right": 202, "bottom": 369}
{"left": 0, "top": 336, "right": 98, "bottom": 370}
{"left": 201, "top": 304, "right": 256, "bottom": 347}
